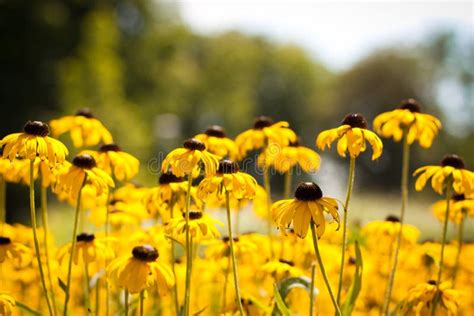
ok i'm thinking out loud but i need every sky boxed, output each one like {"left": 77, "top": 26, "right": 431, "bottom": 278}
{"left": 179, "top": 1, "right": 473, "bottom": 70}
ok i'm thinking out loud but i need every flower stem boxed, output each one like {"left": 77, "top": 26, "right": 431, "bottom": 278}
{"left": 63, "top": 174, "right": 87, "bottom": 316}
{"left": 284, "top": 169, "right": 292, "bottom": 199}
{"left": 336, "top": 156, "right": 356, "bottom": 305}
{"left": 84, "top": 262, "right": 91, "bottom": 314}
{"left": 40, "top": 183, "right": 57, "bottom": 315}
{"left": 139, "top": 290, "right": 144, "bottom": 316}
{"left": 183, "top": 174, "right": 193, "bottom": 316}
{"left": 383, "top": 131, "right": 410, "bottom": 315}
{"left": 169, "top": 198, "right": 180, "bottom": 316}
{"left": 225, "top": 190, "right": 244, "bottom": 315}
{"left": 105, "top": 191, "right": 111, "bottom": 316}
{"left": 29, "top": 160, "right": 55, "bottom": 316}
{"left": 263, "top": 166, "right": 274, "bottom": 258}
{"left": 452, "top": 210, "right": 466, "bottom": 287}
{"left": 124, "top": 289, "right": 129, "bottom": 316}
{"left": 309, "top": 263, "right": 316, "bottom": 316}
{"left": 431, "top": 179, "right": 453, "bottom": 315}
{"left": 310, "top": 221, "right": 342, "bottom": 316}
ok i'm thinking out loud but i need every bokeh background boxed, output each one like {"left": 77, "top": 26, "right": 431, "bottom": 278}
{"left": 1, "top": 0, "right": 473, "bottom": 240}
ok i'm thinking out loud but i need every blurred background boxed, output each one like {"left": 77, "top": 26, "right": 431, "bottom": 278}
{"left": 1, "top": 0, "right": 473, "bottom": 239}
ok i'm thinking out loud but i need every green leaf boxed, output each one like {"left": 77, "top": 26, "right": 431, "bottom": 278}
{"left": 58, "top": 277, "right": 67, "bottom": 293}
{"left": 272, "top": 283, "right": 291, "bottom": 316}
{"left": 277, "top": 276, "right": 313, "bottom": 299}
{"left": 242, "top": 291, "right": 273, "bottom": 315}
{"left": 341, "top": 241, "right": 364, "bottom": 316}
{"left": 16, "top": 301, "right": 41, "bottom": 315}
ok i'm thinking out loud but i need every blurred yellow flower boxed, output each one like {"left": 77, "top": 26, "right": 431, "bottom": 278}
{"left": 166, "top": 210, "right": 223, "bottom": 243}
{"left": 399, "top": 281, "right": 459, "bottom": 315}
{"left": 57, "top": 233, "right": 114, "bottom": 265}
{"left": 260, "top": 259, "right": 306, "bottom": 279}
{"left": 432, "top": 194, "right": 474, "bottom": 224}
{"left": 0, "top": 294, "right": 15, "bottom": 316}
{"left": 0, "top": 236, "right": 32, "bottom": 267}
{"left": 362, "top": 215, "right": 420, "bottom": 249}
{"left": 194, "top": 125, "right": 239, "bottom": 159}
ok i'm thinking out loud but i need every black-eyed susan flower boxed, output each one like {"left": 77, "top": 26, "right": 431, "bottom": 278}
{"left": 432, "top": 194, "right": 474, "bottom": 224}
{"left": 414, "top": 154, "right": 474, "bottom": 195}
{"left": 205, "top": 236, "right": 258, "bottom": 260}
{"left": 374, "top": 99, "right": 442, "bottom": 148}
{"left": 57, "top": 233, "right": 114, "bottom": 265}
{"left": 166, "top": 211, "right": 222, "bottom": 243}
{"left": 0, "top": 236, "right": 32, "bottom": 267}
{"left": 107, "top": 245, "right": 174, "bottom": 294}
{"left": 316, "top": 113, "right": 383, "bottom": 160}
{"left": 235, "top": 116, "right": 297, "bottom": 159}
{"left": 54, "top": 154, "right": 114, "bottom": 200}
{"left": 272, "top": 182, "right": 340, "bottom": 238}
{"left": 260, "top": 259, "right": 305, "bottom": 280}
{"left": 49, "top": 108, "right": 113, "bottom": 148}
{"left": 0, "top": 294, "right": 15, "bottom": 316}
{"left": 81, "top": 143, "right": 139, "bottom": 182}
{"left": 399, "top": 281, "right": 459, "bottom": 315}
{"left": 0, "top": 121, "right": 68, "bottom": 166}
{"left": 162, "top": 138, "right": 220, "bottom": 177}
{"left": 194, "top": 125, "right": 239, "bottom": 159}
{"left": 197, "top": 159, "right": 257, "bottom": 200}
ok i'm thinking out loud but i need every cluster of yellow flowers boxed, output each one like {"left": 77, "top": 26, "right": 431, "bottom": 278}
{"left": 0, "top": 100, "right": 472, "bottom": 316}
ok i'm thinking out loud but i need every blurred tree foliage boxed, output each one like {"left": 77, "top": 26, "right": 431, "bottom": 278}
{"left": 1, "top": 0, "right": 472, "bottom": 192}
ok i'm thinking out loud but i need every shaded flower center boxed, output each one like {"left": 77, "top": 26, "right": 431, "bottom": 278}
{"left": 188, "top": 210, "right": 203, "bottom": 220}
{"left": 341, "top": 114, "right": 368, "bottom": 129}
{"left": 385, "top": 215, "right": 400, "bottom": 222}
{"left": 217, "top": 159, "right": 240, "bottom": 174}
{"left": 278, "top": 259, "right": 295, "bottom": 266}
{"left": 72, "top": 154, "right": 97, "bottom": 169}
{"left": 132, "top": 245, "right": 159, "bottom": 262}
{"left": 23, "top": 121, "right": 50, "bottom": 137}
{"left": 75, "top": 108, "right": 94, "bottom": 118}
{"left": 289, "top": 139, "right": 300, "bottom": 147}
{"left": 253, "top": 116, "right": 274, "bottom": 129}
{"left": 159, "top": 172, "right": 184, "bottom": 184}
{"left": 183, "top": 138, "right": 206, "bottom": 151}
{"left": 0, "top": 236, "right": 12, "bottom": 245}
{"left": 398, "top": 99, "right": 421, "bottom": 113}
{"left": 76, "top": 233, "right": 95, "bottom": 242}
{"left": 99, "top": 143, "right": 121, "bottom": 152}
{"left": 441, "top": 154, "right": 465, "bottom": 169}
{"left": 427, "top": 280, "right": 437, "bottom": 285}
{"left": 294, "top": 182, "right": 323, "bottom": 201}
{"left": 348, "top": 256, "right": 357, "bottom": 265}
{"left": 452, "top": 194, "right": 465, "bottom": 201}
{"left": 222, "top": 236, "right": 239, "bottom": 242}
{"left": 204, "top": 125, "right": 226, "bottom": 138}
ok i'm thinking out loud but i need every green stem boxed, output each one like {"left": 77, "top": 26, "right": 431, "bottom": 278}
{"left": 84, "top": 262, "right": 91, "bottom": 314}
{"left": 336, "top": 156, "right": 356, "bottom": 305}
{"left": 452, "top": 210, "right": 466, "bottom": 287}
{"left": 309, "top": 263, "right": 316, "bottom": 316}
{"left": 431, "top": 179, "right": 453, "bottom": 316}
{"left": 124, "top": 289, "right": 129, "bottom": 316}
{"left": 383, "top": 131, "right": 410, "bottom": 315}
{"left": 183, "top": 174, "right": 193, "bottom": 316}
{"left": 139, "top": 290, "right": 144, "bottom": 316}
{"left": 40, "top": 184, "right": 57, "bottom": 315}
{"left": 169, "top": 198, "right": 180, "bottom": 316}
{"left": 283, "top": 169, "right": 292, "bottom": 199}
{"left": 63, "top": 174, "right": 87, "bottom": 316}
{"left": 263, "top": 166, "right": 274, "bottom": 258}
{"left": 225, "top": 191, "right": 244, "bottom": 315}
{"left": 105, "top": 191, "right": 111, "bottom": 316}
{"left": 29, "top": 160, "right": 55, "bottom": 316}
{"left": 310, "top": 221, "right": 341, "bottom": 316}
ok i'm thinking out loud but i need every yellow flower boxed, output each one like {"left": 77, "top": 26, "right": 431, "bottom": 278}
{"left": 57, "top": 233, "right": 114, "bottom": 265}
{"left": 162, "top": 138, "right": 220, "bottom": 177}
{"left": 316, "top": 113, "right": 383, "bottom": 160}
{"left": 432, "top": 194, "right": 474, "bottom": 224}
{"left": 143, "top": 172, "right": 188, "bottom": 218}
{"left": 54, "top": 154, "right": 115, "bottom": 200}
{"left": 260, "top": 259, "right": 306, "bottom": 279}
{"left": 362, "top": 215, "right": 420, "bottom": 249}
{"left": 272, "top": 182, "right": 340, "bottom": 238}
{"left": 235, "top": 116, "right": 297, "bottom": 159}
{"left": 414, "top": 154, "right": 474, "bottom": 195}
{"left": 81, "top": 143, "right": 139, "bottom": 182}
{"left": 197, "top": 159, "right": 257, "bottom": 200}
{"left": 165, "top": 210, "right": 223, "bottom": 243}
{"left": 205, "top": 236, "right": 258, "bottom": 260}
{"left": 0, "top": 121, "right": 68, "bottom": 166}
{"left": 0, "top": 293, "right": 15, "bottom": 316}
{"left": 0, "top": 236, "right": 32, "bottom": 267}
{"left": 107, "top": 245, "right": 174, "bottom": 294}
{"left": 258, "top": 139, "right": 321, "bottom": 173}
{"left": 49, "top": 108, "right": 113, "bottom": 147}
{"left": 194, "top": 125, "right": 239, "bottom": 159}
{"left": 400, "top": 281, "right": 459, "bottom": 315}
{"left": 373, "top": 99, "right": 442, "bottom": 148}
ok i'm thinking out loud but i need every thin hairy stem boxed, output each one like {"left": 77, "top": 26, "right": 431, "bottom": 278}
{"left": 183, "top": 174, "right": 193, "bottom": 316}
{"left": 452, "top": 210, "right": 466, "bottom": 287}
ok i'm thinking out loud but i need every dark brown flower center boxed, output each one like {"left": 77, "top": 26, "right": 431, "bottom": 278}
{"left": 204, "top": 125, "right": 226, "bottom": 138}
{"left": 398, "top": 99, "right": 421, "bottom": 113}
{"left": 441, "top": 154, "right": 465, "bottom": 169}
{"left": 72, "top": 154, "right": 97, "bottom": 169}
{"left": 341, "top": 114, "right": 368, "bottom": 129}
{"left": 99, "top": 143, "right": 121, "bottom": 152}
{"left": 0, "top": 236, "right": 12, "bottom": 245}
{"left": 452, "top": 194, "right": 465, "bottom": 201}
{"left": 385, "top": 215, "right": 400, "bottom": 223}
{"left": 183, "top": 138, "right": 206, "bottom": 151}
{"left": 427, "top": 280, "right": 437, "bottom": 286}
{"left": 278, "top": 259, "right": 295, "bottom": 266}
{"left": 217, "top": 159, "right": 240, "bottom": 174}
{"left": 158, "top": 172, "right": 184, "bottom": 184}
{"left": 132, "top": 245, "right": 159, "bottom": 262}
{"left": 348, "top": 256, "right": 357, "bottom": 265}
{"left": 289, "top": 139, "right": 301, "bottom": 147}
{"left": 23, "top": 121, "right": 50, "bottom": 137}
{"left": 253, "top": 116, "right": 274, "bottom": 129}
{"left": 222, "top": 236, "right": 239, "bottom": 242}
{"left": 188, "top": 210, "right": 203, "bottom": 220}
{"left": 75, "top": 108, "right": 94, "bottom": 118}
{"left": 76, "top": 233, "right": 95, "bottom": 242}
{"left": 294, "top": 182, "right": 323, "bottom": 201}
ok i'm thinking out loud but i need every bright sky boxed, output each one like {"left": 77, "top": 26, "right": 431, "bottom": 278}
{"left": 179, "top": 0, "right": 473, "bottom": 70}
